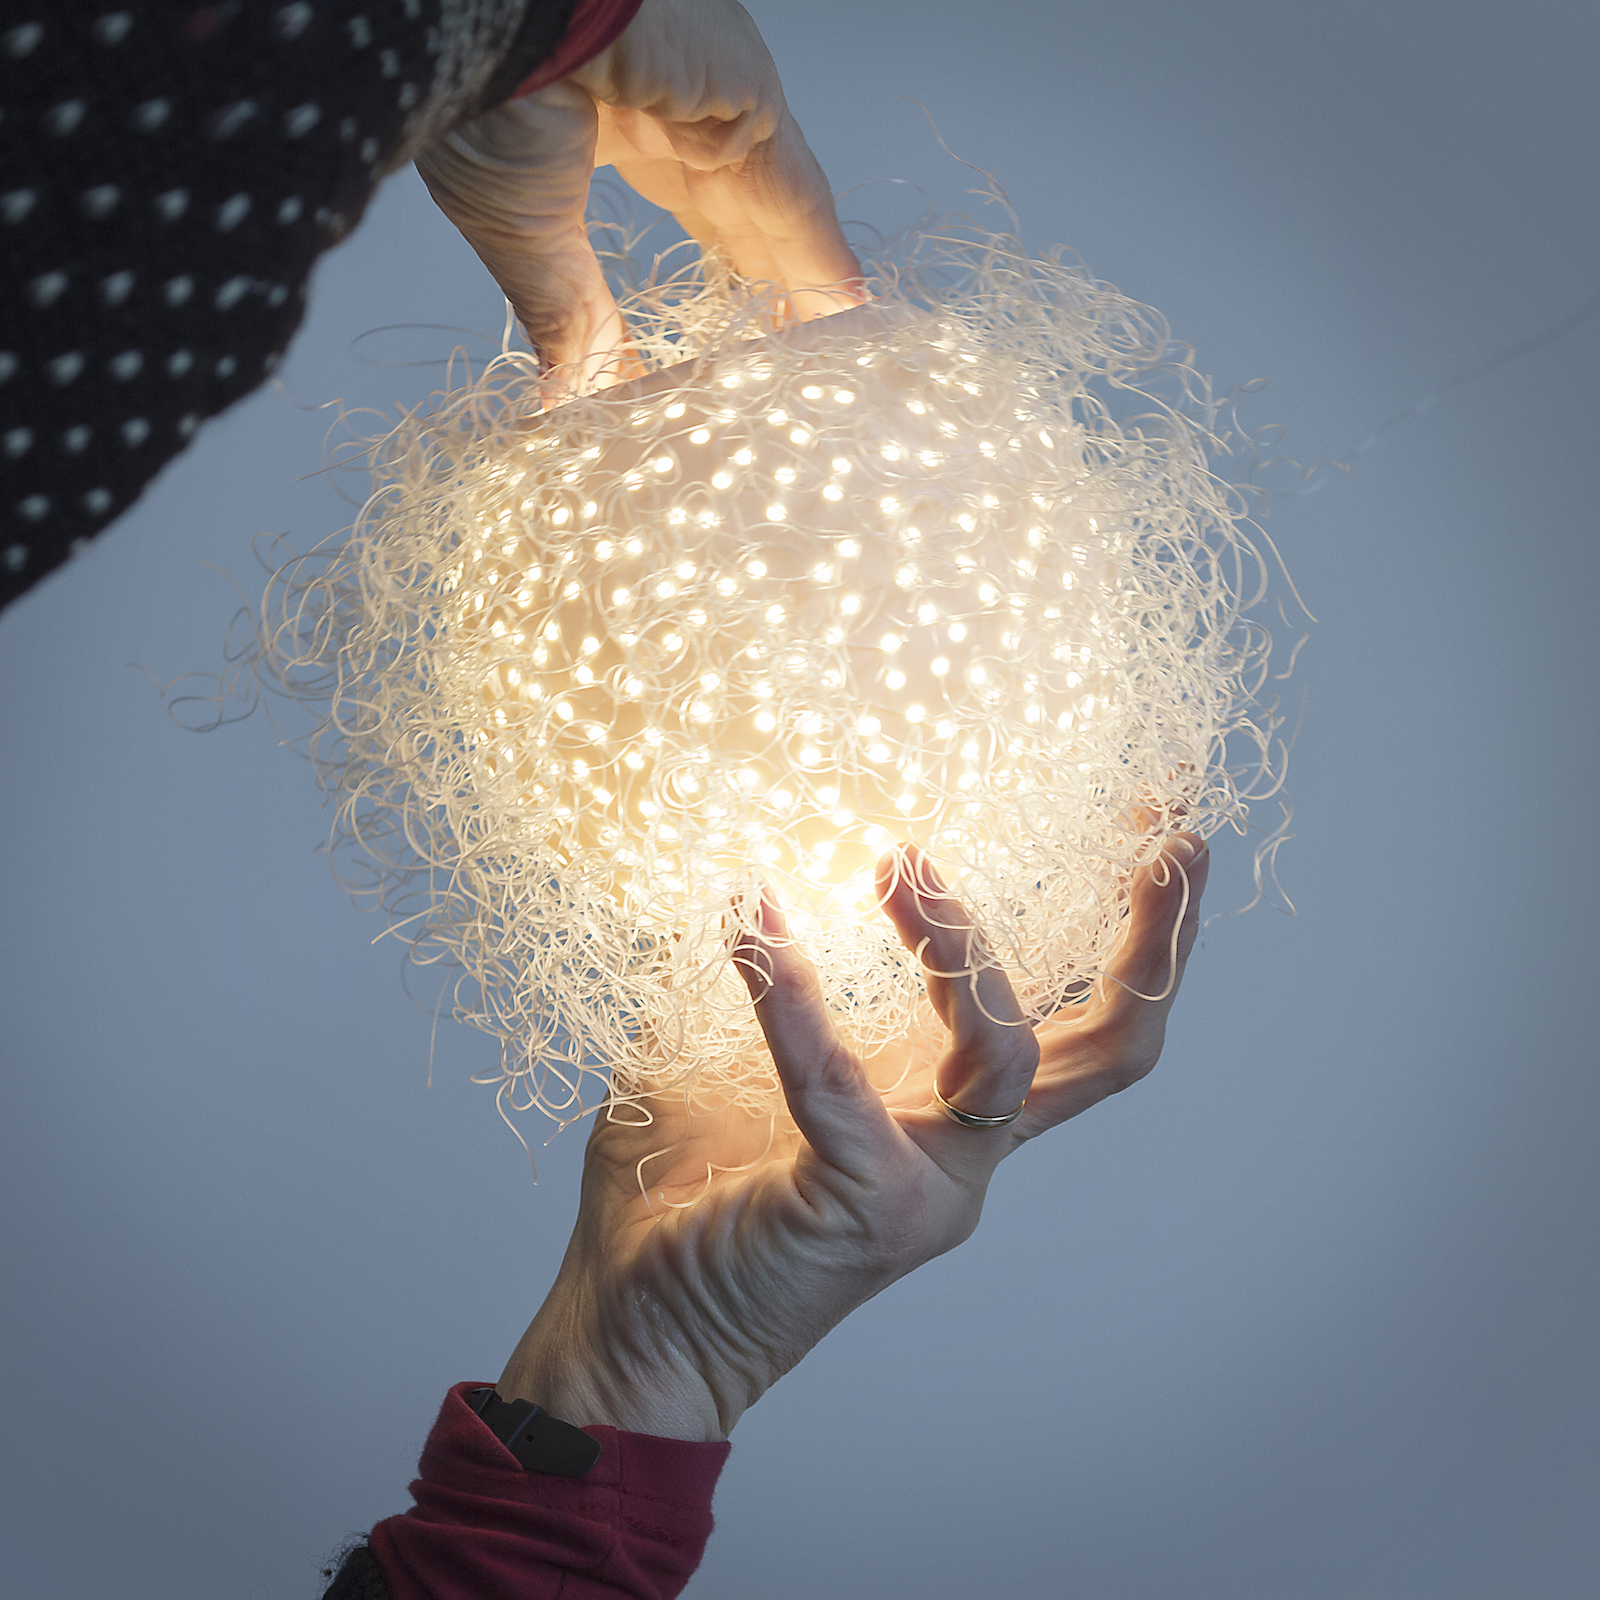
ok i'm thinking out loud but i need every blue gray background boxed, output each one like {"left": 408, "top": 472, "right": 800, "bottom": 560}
{"left": 3, "top": 2, "right": 1597, "bottom": 1596}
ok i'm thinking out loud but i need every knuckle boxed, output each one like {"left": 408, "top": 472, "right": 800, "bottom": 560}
{"left": 808, "top": 1040, "right": 861, "bottom": 1098}
{"left": 1115, "top": 1047, "right": 1163, "bottom": 1094}
{"left": 773, "top": 945, "right": 824, "bottom": 1006}
{"left": 949, "top": 1023, "right": 1038, "bottom": 1087}
{"left": 991, "top": 1026, "right": 1041, "bottom": 1084}
{"left": 731, "top": 945, "right": 772, "bottom": 999}
{"left": 1077, "top": 1021, "right": 1164, "bottom": 1096}
{"left": 932, "top": 1209, "right": 980, "bottom": 1258}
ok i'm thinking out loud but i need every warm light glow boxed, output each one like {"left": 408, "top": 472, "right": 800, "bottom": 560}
{"left": 266, "top": 234, "right": 1289, "bottom": 1132}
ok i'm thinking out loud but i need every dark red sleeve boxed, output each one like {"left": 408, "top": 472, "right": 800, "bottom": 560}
{"left": 512, "top": 0, "right": 645, "bottom": 95}
{"left": 365, "top": 1381, "right": 731, "bottom": 1600}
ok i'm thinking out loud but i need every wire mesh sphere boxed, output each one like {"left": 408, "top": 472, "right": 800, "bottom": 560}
{"left": 270, "top": 235, "right": 1285, "bottom": 1135}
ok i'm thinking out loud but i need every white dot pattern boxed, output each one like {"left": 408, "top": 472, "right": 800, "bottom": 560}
{"left": 216, "top": 193, "right": 251, "bottom": 231}
{"left": 214, "top": 275, "right": 253, "bottom": 311}
{"left": 29, "top": 272, "right": 68, "bottom": 307}
{"left": 3, "top": 0, "right": 583, "bottom": 609}
{"left": 6, "top": 22, "right": 44, "bottom": 57}
{"left": 277, "top": 4, "right": 314, "bottom": 42}
{"left": 45, "top": 99, "right": 87, "bottom": 136}
{"left": 80, "top": 183, "right": 120, "bottom": 219}
{"left": 209, "top": 99, "right": 258, "bottom": 140}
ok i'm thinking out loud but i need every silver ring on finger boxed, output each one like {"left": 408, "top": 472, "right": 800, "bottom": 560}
{"left": 932, "top": 1080, "right": 1027, "bottom": 1129}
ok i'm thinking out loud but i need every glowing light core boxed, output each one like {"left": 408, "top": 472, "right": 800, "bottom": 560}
{"left": 268, "top": 238, "right": 1287, "bottom": 1131}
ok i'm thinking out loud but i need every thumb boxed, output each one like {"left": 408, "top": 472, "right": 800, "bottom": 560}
{"left": 414, "top": 85, "right": 636, "bottom": 394}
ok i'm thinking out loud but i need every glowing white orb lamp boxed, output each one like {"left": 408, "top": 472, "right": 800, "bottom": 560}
{"left": 273, "top": 239, "right": 1284, "bottom": 1134}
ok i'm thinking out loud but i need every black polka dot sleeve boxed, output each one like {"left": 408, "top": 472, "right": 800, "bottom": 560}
{"left": 0, "top": 0, "right": 582, "bottom": 613}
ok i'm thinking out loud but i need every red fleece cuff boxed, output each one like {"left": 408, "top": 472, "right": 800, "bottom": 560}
{"left": 367, "top": 1381, "right": 730, "bottom": 1600}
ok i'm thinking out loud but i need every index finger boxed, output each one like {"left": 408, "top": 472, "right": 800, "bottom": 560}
{"left": 416, "top": 86, "right": 639, "bottom": 395}
{"left": 601, "top": 105, "right": 863, "bottom": 319}
{"left": 729, "top": 884, "right": 902, "bottom": 1183}
{"left": 575, "top": 0, "right": 862, "bottom": 317}
{"left": 674, "top": 108, "right": 865, "bottom": 318}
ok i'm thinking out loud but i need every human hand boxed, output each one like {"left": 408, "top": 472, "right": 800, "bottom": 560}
{"left": 497, "top": 834, "right": 1210, "bottom": 1442}
{"left": 416, "top": 0, "right": 863, "bottom": 395}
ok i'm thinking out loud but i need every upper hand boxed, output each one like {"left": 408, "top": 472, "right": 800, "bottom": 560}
{"left": 415, "top": 0, "right": 862, "bottom": 395}
{"left": 498, "top": 834, "right": 1210, "bottom": 1442}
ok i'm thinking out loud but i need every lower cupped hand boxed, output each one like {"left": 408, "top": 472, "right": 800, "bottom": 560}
{"left": 498, "top": 835, "right": 1210, "bottom": 1441}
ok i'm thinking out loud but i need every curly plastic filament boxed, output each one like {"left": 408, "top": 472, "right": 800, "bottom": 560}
{"left": 262, "top": 229, "right": 1289, "bottom": 1138}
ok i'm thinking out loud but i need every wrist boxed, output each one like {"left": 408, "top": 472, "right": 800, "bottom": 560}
{"left": 499, "top": 1291, "right": 732, "bottom": 1443}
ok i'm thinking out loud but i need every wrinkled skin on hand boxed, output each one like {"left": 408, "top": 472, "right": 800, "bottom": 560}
{"left": 499, "top": 836, "right": 1210, "bottom": 1442}
{"left": 416, "top": 0, "right": 862, "bottom": 394}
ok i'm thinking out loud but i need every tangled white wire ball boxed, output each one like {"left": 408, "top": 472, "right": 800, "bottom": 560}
{"left": 261, "top": 229, "right": 1290, "bottom": 1142}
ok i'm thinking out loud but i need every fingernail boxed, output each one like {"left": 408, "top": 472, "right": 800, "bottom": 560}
{"left": 759, "top": 884, "right": 788, "bottom": 935}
